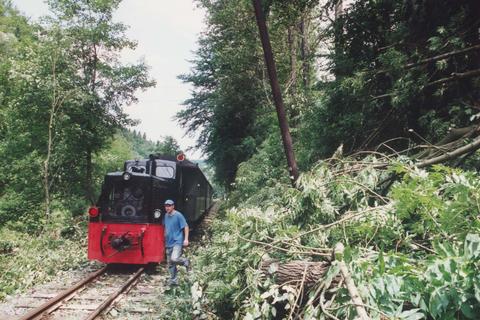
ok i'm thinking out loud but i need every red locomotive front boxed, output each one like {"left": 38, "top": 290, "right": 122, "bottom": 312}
{"left": 87, "top": 157, "right": 178, "bottom": 264}
{"left": 88, "top": 221, "right": 164, "bottom": 264}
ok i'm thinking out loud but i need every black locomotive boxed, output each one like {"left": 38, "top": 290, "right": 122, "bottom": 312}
{"left": 88, "top": 154, "right": 213, "bottom": 264}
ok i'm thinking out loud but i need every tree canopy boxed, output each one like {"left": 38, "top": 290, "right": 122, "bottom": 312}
{"left": 0, "top": 0, "right": 180, "bottom": 228}
{"left": 179, "top": 0, "right": 480, "bottom": 190}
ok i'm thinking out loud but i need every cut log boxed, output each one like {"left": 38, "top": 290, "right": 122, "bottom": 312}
{"left": 260, "top": 260, "right": 330, "bottom": 288}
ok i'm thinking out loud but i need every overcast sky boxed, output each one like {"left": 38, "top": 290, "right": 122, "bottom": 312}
{"left": 12, "top": 0, "right": 206, "bottom": 158}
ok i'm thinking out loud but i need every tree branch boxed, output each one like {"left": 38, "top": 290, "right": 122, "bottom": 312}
{"left": 371, "top": 68, "right": 480, "bottom": 100}
{"left": 376, "top": 44, "right": 480, "bottom": 74}
{"left": 334, "top": 243, "right": 371, "bottom": 320}
{"left": 424, "top": 68, "right": 480, "bottom": 88}
{"left": 417, "top": 135, "right": 480, "bottom": 168}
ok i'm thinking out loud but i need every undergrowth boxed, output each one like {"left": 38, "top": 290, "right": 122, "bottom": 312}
{"left": 0, "top": 210, "right": 88, "bottom": 300}
{"left": 187, "top": 155, "right": 480, "bottom": 319}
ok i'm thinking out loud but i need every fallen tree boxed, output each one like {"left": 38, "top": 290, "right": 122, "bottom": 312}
{"left": 191, "top": 151, "right": 480, "bottom": 319}
{"left": 259, "top": 243, "right": 371, "bottom": 320}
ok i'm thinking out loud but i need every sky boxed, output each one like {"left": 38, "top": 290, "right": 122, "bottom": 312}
{"left": 12, "top": 0, "right": 206, "bottom": 158}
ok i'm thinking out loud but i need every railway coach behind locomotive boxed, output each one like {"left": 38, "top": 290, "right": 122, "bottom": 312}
{"left": 87, "top": 154, "right": 213, "bottom": 264}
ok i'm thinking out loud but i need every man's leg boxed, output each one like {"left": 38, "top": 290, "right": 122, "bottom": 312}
{"left": 170, "top": 245, "right": 190, "bottom": 270}
{"left": 166, "top": 247, "right": 178, "bottom": 285}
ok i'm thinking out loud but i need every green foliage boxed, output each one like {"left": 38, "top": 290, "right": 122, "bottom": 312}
{"left": 0, "top": 0, "right": 157, "bottom": 228}
{"left": 301, "top": 0, "right": 479, "bottom": 161}
{"left": 228, "top": 133, "right": 289, "bottom": 206}
{"left": 177, "top": 0, "right": 264, "bottom": 187}
{"left": 44, "top": 0, "right": 155, "bottom": 201}
{"left": 0, "top": 211, "right": 88, "bottom": 300}
{"left": 121, "top": 129, "right": 182, "bottom": 158}
{"left": 391, "top": 165, "right": 480, "bottom": 241}
{"left": 190, "top": 155, "right": 480, "bottom": 319}
{"left": 179, "top": 0, "right": 316, "bottom": 188}
{"left": 151, "top": 280, "right": 195, "bottom": 320}
{"left": 183, "top": 0, "right": 479, "bottom": 187}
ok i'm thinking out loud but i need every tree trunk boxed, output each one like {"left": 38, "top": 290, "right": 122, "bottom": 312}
{"left": 86, "top": 148, "right": 94, "bottom": 204}
{"left": 44, "top": 54, "right": 58, "bottom": 217}
{"left": 44, "top": 108, "right": 55, "bottom": 217}
{"left": 288, "top": 26, "right": 297, "bottom": 94}
{"left": 252, "top": 0, "right": 300, "bottom": 185}
{"left": 299, "top": 16, "right": 310, "bottom": 89}
{"left": 85, "top": 44, "right": 98, "bottom": 205}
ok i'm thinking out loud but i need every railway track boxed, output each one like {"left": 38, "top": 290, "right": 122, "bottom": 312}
{"left": 1, "top": 203, "right": 221, "bottom": 320}
{"left": 15, "top": 265, "right": 145, "bottom": 320}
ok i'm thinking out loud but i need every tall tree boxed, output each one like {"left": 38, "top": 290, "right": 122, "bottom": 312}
{"left": 178, "top": 0, "right": 266, "bottom": 188}
{"left": 0, "top": 0, "right": 155, "bottom": 227}
{"left": 40, "top": 27, "right": 80, "bottom": 216}
{"left": 46, "top": 0, "right": 155, "bottom": 202}
{"left": 154, "top": 136, "right": 181, "bottom": 157}
{"left": 178, "top": 0, "right": 319, "bottom": 188}
{"left": 0, "top": 1, "right": 46, "bottom": 224}
{"left": 252, "top": 0, "right": 299, "bottom": 185}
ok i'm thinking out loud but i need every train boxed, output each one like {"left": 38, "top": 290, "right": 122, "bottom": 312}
{"left": 87, "top": 154, "right": 213, "bottom": 264}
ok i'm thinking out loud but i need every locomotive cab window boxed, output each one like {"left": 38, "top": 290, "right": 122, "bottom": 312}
{"left": 154, "top": 160, "right": 176, "bottom": 179}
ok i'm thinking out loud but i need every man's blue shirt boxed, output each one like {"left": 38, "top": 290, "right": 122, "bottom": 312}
{"left": 163, "top": 210, "right": 188, "bottom": 248}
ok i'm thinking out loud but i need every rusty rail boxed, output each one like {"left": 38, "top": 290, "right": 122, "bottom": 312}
{"left": 17, "top": 266, "right": 108, "bottom": 320}
{"left": 17, "top": 265, "right": 145, "bottom": 320}
{"left": 85, "top": 267, "right": 144, "bottom": 320}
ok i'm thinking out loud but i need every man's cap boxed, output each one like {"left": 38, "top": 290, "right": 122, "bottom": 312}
{"left": 164, "top": 199, "right": 174, "bottom": 205}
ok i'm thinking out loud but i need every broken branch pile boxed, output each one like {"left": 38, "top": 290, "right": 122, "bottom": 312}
{"left": 190, "top": 154, "right": 480, "bottom": 319}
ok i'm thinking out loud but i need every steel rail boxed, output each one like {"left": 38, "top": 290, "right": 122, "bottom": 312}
{"left": 85, "top": 266, "right": 145, "bottom": 320}
{"left": 17, "top": 266, "right": 108, "bottom": 320}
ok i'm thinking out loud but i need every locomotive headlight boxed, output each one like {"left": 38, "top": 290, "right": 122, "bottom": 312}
{"left": 88, "top": 207, "right": 99, "bottom": 217}
{"left": 154, "top": 209, "right": 162, "bottom": 219}
{"left": 122, "top": 172, "right": 132, "bottom": 181}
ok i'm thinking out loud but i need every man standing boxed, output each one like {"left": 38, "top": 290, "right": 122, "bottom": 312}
{"left": 163, "top": 199, "right": 190, "bottom": 286}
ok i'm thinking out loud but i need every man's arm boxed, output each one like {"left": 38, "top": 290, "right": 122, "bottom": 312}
{"left": 183, "top": 226, "right": 189, "bottom": 246}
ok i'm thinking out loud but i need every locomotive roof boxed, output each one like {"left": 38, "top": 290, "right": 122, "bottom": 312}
{"left": 147, "top": 154, "right": 198, "bottom": 168}
{"left": 106, "top": 171, "right": 172, "bottom": 182}
{"left": 123, "top": 154, "right": 213, "bottom": 189}
{"left": 125, "top": 155, "right": 198, "bottom": 168}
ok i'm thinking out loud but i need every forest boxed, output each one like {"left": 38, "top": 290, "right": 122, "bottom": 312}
{"left": 1, "top": 0, "right": 480, "bottom": 319}
{"left": 179, "top": 0, "right": 480, "bottom": 319}
{"left": 0, "top": 0, "right": 183, "bottom": 302}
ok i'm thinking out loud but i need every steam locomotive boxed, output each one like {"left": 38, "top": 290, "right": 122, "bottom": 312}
{"left": 87, "top": 154, "right": 213, "bottom": 264}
